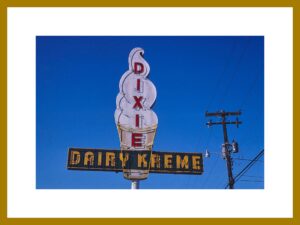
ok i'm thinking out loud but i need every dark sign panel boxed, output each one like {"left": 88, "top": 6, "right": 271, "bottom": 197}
{"left": 67, "top": 148, "right": 203, "bottom": 175}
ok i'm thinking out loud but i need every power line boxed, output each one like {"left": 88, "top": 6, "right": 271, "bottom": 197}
{"left": 205, "top": 154, "right": 263, "bottom": 163}
{"left": 237, "top": 40, "right": 264, "bottom": 110}
{"left": 239, "top": 179, "right": 264, "bottom": 183}
{"left": 189, "top": 122, "right": 214, "bottom": 188}
{"left": 218, "top": 38, "right": 252, "bottom": 106}
{"left": 225, "top": 149, "right": 264, "bottom": 189}
{"left": 242, "top": 175, "right": 263, "bottom": 178}
{"left": 199, "top": 128, "right": 224, "bottom": 189}
{"left": 234, "top": 149, "right": 264, "bottom": 183}
{"left": 238, "top": 69, "right": 262, "bottom": 110}
{"left": 205, "top": 40, "right": 238, "bottom": 110}
{"left": 200, "top": 156, "right": 221, "bottom": 188}
{"left": 232, "top": 157, "right": 263, "bottom": 163}
{"left": 198, "top": 40, "right": 237, "bottom": 189}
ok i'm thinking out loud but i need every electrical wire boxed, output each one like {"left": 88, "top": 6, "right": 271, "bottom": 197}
{"left": 234, "top": 150, "right": 264, "bottom": 184}
{"left": 225, "top": 149, "right": 264, "bottom": 189}
{"left": 206, "top": 154, "right": 263, "bottom": 162}
{"left": 242, "top": 175, "right": 263, "bottom": 178}
{"left": 200, "top": 156, "right": 221, "bottom": 188}
{"left": 239, "top": 179, "right": 264, "bottom": 183}
{"left": 198, "top": 40, "right": 238, "bottom": 188}
{"left": 200, "top": 129, "right": 229, "bottom": 188}
{"left": 236, "top": 39, "right": 264, "bottom": 110}
{"left": 205, "top": 39, "right": 238, "bottom": 111}
{"left": 232, "top": 157, "right": 263, "bottom": 163}
{"left": 199, "top": 39, "right": 253, "bottom": 189}
{"left": 218, "top": 37, "right": 252, "bottom": 106}
{"left": 238, "top": 69, "right": 262, "bottom": 110}
{"left": 193, "top": 128, "right": 214, "bottom": 188}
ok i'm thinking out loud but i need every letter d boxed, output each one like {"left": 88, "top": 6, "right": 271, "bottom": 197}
{"left": 134, "top": 62, "right": 144, "bottom": 74}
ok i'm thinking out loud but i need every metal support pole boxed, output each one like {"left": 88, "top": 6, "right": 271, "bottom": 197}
{"left": 131, "top": 180, "right": 139, "bottom": 189}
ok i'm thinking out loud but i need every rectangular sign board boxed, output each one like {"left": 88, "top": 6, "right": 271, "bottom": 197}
{"left": 67, "top": 148, "right": 203, "bottom": 175}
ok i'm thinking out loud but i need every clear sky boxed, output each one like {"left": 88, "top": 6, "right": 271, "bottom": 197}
{"left": 36, "top": 36, "right": 264, "bottom": 189}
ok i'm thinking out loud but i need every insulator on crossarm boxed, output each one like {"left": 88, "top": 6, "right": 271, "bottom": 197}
{"left": 205, "top": 149, "right": 210, "bottom": 158}
{"left": 207, "top": 120, "right": 212, "bottom": 128}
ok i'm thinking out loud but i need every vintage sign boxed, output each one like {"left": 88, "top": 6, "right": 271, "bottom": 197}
{"left": 67, "top": 148, "right": 203, "bottom": 175}
{"left": 114, "top": 47, "right": 158, "bottom": 180}
{"left": 67, "top": 48, "right": 204, "bottom": 188}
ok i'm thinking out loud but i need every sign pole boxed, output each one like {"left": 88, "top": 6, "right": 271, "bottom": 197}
{"left": 131, "top": 180, "right": 139, "bottom": 189}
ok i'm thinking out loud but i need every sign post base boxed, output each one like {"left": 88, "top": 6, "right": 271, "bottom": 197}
{"left": 131, "top": 180, "right": 139, "bottom": 189}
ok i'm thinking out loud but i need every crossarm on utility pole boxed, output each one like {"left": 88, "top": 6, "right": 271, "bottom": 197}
{"left": 206, "top": 121, "right": 242, "bottom": 126}
{"left": 205, "top": 111, "right": 241, "bottom": 117}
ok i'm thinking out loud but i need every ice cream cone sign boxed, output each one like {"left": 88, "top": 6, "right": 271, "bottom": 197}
{"left": 115, "top": 48, "right": 158, "bottom": 180}
{"left": 67, "top": 47, "right": 204, "bottom": 188}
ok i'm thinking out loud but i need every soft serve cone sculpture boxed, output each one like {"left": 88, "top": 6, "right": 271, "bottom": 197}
{"left": 114, "top": 48, "right": 158, "bottom": 180}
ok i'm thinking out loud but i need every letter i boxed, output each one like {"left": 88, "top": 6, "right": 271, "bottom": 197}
{"left": 135, "top": 114, "right": 140, "bottom": 128}
{"left": 137, "top": 79, "right": 140, "bottom": 91}
{"left": 136, "top": 79, "right": 143, "bottom": 92}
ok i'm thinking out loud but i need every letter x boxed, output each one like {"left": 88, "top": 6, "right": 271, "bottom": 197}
{"left": 133, "top": 96, "right": 143, "bottom": 109}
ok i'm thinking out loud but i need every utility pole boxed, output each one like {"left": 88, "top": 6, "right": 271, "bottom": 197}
{"left": 205, "top": 110, "right": 242, "bottom": 189}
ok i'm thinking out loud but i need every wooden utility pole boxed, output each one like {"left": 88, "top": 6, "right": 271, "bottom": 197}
{"left": 205, "top": 110, "right": 242, "bottom": 189}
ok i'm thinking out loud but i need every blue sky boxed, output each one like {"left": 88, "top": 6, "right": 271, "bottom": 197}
{"left": 36, "top": 36, "right": 264, "bottom": 189}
